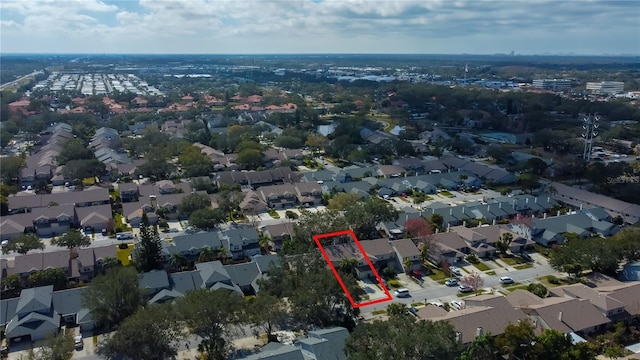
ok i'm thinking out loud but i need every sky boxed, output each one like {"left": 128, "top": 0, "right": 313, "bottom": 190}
{"left": 1, "top": 0, "right": 639, "bottom": 55}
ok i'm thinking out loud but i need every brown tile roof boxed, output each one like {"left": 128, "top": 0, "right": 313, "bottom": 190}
{"left": 530, "top": 298, "right": 610, "bottom": 333}
{"left": 390, "top": 238, "right": 420, "bottom": 259}
{"left": 425, "top": 295, "right": 527, "bottom": 344}
{"left": 552, "top": 284, "right": 625, "bottom": 312}
{"left": 359, "top": 238, "right": 395, "bottom": 258}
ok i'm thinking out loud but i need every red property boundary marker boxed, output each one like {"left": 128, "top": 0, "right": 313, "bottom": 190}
{"left": 312, "top": 229, "right": 393, "bottom": 308}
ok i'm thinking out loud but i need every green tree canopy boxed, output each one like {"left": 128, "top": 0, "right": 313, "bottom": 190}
{"left": 344, "top": 197, "right": 398, "bottom": 239}
{"left": 345, "top": 316, "right": 460, "bottom": 360}
{"left": 189, "top": 208, "right": 227, "bottom": 230}
{"left": 51, "top": 229, "right": 91, "bottom": 249}
{"left": 133, "top": 213, "right": 163, "bottom": 272}
{"left": 97, "top": 304, "right": 182, "bottom": 360}
{"left": 327, "top": 192, "right": 363, "bottom": 211}
{"left": 176, "top": 289, "right": 241, "bottom": 360}
{"left": 81, "top": 266, "right": 147, "bottom": 330}
{"left": 178, "top": 193, "right": 212, "bottom": 218}
{"left": 1, "top": 233, "right": 45, "bottom": 255}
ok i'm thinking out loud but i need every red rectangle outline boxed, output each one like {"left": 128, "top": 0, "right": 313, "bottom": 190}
{"left": 312, "top": 229, "right": 393, "bottom": 308}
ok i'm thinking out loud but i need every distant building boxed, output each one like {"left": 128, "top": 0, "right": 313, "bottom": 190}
{"left": 532, "top": 79, "right": 572, "bottom": 92}
{"left": 585, "top": 81, "right": 624, "bottom": 95}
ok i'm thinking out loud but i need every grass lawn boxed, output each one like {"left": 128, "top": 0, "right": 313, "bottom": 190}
{"left": 268, "top": 210, "right": 280, "bottom": 219}
{"left": 514, "top": 264, "right": 533, "bottom": 270}
{"left": 411, "top": 302, "right": 424, "bottom": 307}
{"left": 109, "top": 189, "right": 120, "bottom": 202}
{"left": 507, "top": 285, "right": 529, "bottom": 292}
{"left": 428, "top": 269, "right": 448, "bottom": 281}
{"left": 501, "top": 256, "right": 525, "bottom": 266}
{"left": 439, "top": 191, "right": 455, "bottom": 198}
{"left": 372, "top": 309, "right": 386, "bottom": 315}
{"left": 473, "top": 262, "right": 491, "bottom": 272}
{"left": 486, "top": 270, "right": 497, "bottom": 276}
{"left": 116, "top": 243, "right": 134, "bottom": 266}
{"left": 536, "top": 276, "right": 570, "bottom": 288}
{"left": 502, "top": 281, "right": 523, "bottom": 288}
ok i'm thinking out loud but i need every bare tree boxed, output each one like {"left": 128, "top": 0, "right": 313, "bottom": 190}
{"left": 462, "top": 271, "right": 484, "bottom": 294}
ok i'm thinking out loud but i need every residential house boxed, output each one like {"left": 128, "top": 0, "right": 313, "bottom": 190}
{"left": 118, "top": 183, "right": 140, "bottom": 203}
{"left": 239, "top": 190, "right": 268, "bottom": 215}
{"left": 221, "top": 227, "right": 261, "bottom": 260}
{"left": 418, "top": 294, "right": 528, "bottom": 345}
{"left": 171, "top": 232, "right": 225, "bottom": 265}
{"left": 263, "top": 222, "right": 295, "bottom": 251}
{"left": 391, "top": 239, "right": 422, "bottom": 272}
{"left": 259, "top": 184, "right": 298, "bottom": 209}
{"left": 323, "top": 238, "right": 398, "bottom": 280}
{"left": 74, "top": 245, "right": 117, "bottom": 282}
{"left": 8, "top": 187, "right": 110, "bottom": 214}
{"left": 238, "top": 327, "right": 348, "bottom": 360}
{"left": 30, "top": 204, "right": 75, "bottom": 237}
{"left": 75, "top": 204, "right": 113, "bottom": 232}
{"left": 195, "top": 261, "right": 243, "bottom": 294}
{"left": 550, "top": 182, "right": 640, "bottom": 224}
{"left": 428, "top": 232, "right": 469, "bottom": 265}
{"left": 550, "top": 284, "right": 627, "bottom": 320}
{"left": 11, "top": 250, "right": 70, "bottom": 280}
{"left": 376, "top": 165, "right": 405, "bottom": 178}
{"left": 509, "top": 209, "right": 619, "bottom": 246}
{"left": 2, "top": 285, "right": 61, "bottom": 342}
{"left": 392, "top": 158, "right": 426, "bottom": 174}
{"left": 225, "top": 262, "right": 261, "bottom": 295}
{"left": 122, "top": 201, "right": 157, "bottom": 228}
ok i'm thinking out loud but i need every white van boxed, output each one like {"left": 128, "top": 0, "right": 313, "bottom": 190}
{"left": 394, "top": 288, "right": 410, "bottom": 298}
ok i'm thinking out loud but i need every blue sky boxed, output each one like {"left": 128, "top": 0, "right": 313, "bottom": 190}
{"left": 1, "top": 0, "right": 638, "bottom": 55}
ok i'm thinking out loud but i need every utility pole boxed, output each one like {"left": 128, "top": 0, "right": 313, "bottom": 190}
{"left": 582, "top": 114, "right": 599, "bottom": 162}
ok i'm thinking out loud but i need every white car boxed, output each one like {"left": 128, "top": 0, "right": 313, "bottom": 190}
{"left": 1, "top": 240, "right": 8, "bottom": 247}
{"left": 74, "top": 335, "right": 83, "bottom": 350}
{"left": 449, "top": 266, "right": 462, "bottom": 275}
{"left": 445, "top": 278, "right": 458, "bottom": 287}
{"left": 429, "top": 301, "right": 444, "bottom": 308}
{"left": 450, "top": 300, "right": 465, "bottom": 310}
{"left": 499, "top": 276, "right": 514, "bottom": 284}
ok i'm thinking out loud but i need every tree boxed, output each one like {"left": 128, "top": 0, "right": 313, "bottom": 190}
{"left": 57, "top": 138, "right": 94, "bottom": 164}
{"left": 495, "top": 232, "right": 513, "bottom": 255}
{"left": 216, "top": 189, "right": 243, "bottom": 220}
{"left": 495, "top": 319, "right": 536, "bottom": 360}
{"left": 26, "top": 332, "right": 74, "bottom": 360}
{"left": 198, "top": 246, "right": 216, "bottom": 263}
{"left": 0, "top": 155, "right": 25, "bottom": 185}
{"left": 176, "top": 289, "right": 241, "bottom": 360}
{"left": 178, "top": 193, "right": 212, "bottom": 218}
{"left": 345, "top": 316, "right": 461, "bottom": 360}
{"left": 327, "top": 192, "right": 363, "bottom": 211}
{"left": 97, "top": 304, "right": 182, "bottom": 360}
{"left": 259, "top": 252, "right": 362, "bottom": 329}
{"left": 237, "top": 148, "right": 264, "bottom": 169}
{"left": 51, "top": 229, "right": 91, "bottom": 249}
{"left": 288, "top": 209, "right": 349, "bottom": 254}
{"left": 344, "top": 197, "right": 398, "bottom": 239}
{"left": 518, "top": 173, "right": 540, "bottom": 194}
{"left": 3, "top": 273, "right": 24, "bottom": 295}
{"left": 461, "top": 271, "right": 484, "bottom": 294}
{"left": 169, "top": 253, "right": 188, "bottom": 271}
{"left": 28, "top": 268, "right": 68, "bottom": 290}
{"left": 525, "top": 157, "right": 548, "bottom": 175}
{"left": 339, "top": 258, "right": 359, "bottom": 277}
{"left": 246, "top": 294, "right": 288, "bottom": 343}
{"left": 404, "top": 217, "right": 434, "bottom": 252}
{"left": 305, "top": 133, "right": 329, "bottom": 152}
{"left": 459, "top": 332, "right": 497, "bottom": 360}
{"left": 527, "top": 283, "right": 548, "bottom": 298}
{"left": 81, "top": 266, "right": 147, "bottom": 330}
{"left": 430, "top": 213, "right": 444, "bottom": 230}
{"left": 133, "top": 213, "right": 162, "bottom": 272}
{"left": 386, "top": 303, "right": 408, "bottom": 318}
{"left": 1, "top": 233, "right": 45, "bottom": 255}
{"left": 534, "top": 329, "right": 576, "bottom": 360}
{"left": 189, "top": 208, "right": 226, "bottom": 230}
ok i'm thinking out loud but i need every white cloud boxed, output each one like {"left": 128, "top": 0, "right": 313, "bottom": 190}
{"left": 0, "top": 0, "right": 638, "bottom": 54}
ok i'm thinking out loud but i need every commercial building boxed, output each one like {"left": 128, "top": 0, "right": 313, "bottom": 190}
{"left": 532, "top": 79, "right": 572, "bottom": 92}
{"left": 586, "top": 81, "right": 625, "bottom": 95}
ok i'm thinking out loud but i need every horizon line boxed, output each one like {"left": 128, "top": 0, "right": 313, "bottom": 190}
{"left": 2, "top": 52, "right": 639, "bottom": 58}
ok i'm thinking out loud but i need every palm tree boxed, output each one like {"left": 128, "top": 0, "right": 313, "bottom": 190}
{"left": 403, "top": 258, "right": 412, "bottom": 274}
{"left": 339, "top": 258, "right": 359, "bottom": 276}
{"left": 198, "top": 246, "right": 215, "bottom": 263}
{"left": 169, "top": 253, "right": 188, "bottom": 271}
{"left": 217, "top": 246, "right": 230, "bottom": 264}
{"left": 259, "top": 235, "right": 272, "bottom": 254}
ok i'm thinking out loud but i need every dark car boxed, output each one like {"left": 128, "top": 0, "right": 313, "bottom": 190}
{"left": 520, "top": 253, "right": 532, "bottom": 262}
{"left": 410, "top": 270, "right": 422, "bottom": 279}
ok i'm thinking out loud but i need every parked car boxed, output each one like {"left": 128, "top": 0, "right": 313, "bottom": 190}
{"left": 519, "top": 253, "right": 532, "bottom": 262}
{"left": 458, "top": 284, "right": 473, "bottom": 293}
{"left": 445, "top": 278, "right": 458, "bottom": 287}
{"left": 499, "top": 276, "right": 514, "bottom": 284}
{"left": 74, "top": 335, "right": 83, "bottom": 350}
{"left": 394, "top": 288, "right": 410, "bottom": 298}
{"left": 1, "top": 240, "right": 8, "bottom": 248}
{"left": 409, "top": 307, "right": 419, "bottom": 316}
{"left": 450, "top": 300, "right": 465, "bottom": 310}
{"left": 410, "top": 270, "right": 422, "bottom": 279}
{"left": 449, "top": 266, "right": 462, "bottom": 276}
{"left": 116, "top": 232, "right": 134, "bottom": 240}
{"left": 429, "top": 301, "right": 444, "bottom": 308}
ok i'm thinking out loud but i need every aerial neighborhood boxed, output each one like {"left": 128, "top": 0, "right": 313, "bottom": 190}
{"left": 1, "top": 53, "right": 640, "bottom": 360}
